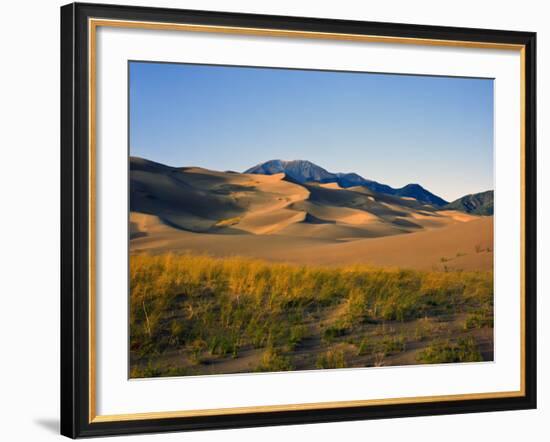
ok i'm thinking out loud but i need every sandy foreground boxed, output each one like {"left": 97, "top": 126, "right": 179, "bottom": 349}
{"left": 129, "top": 157, "right": 493, "bottom": 271}
{"left": 130, "top": 214, "right": 492, "bottom": 271}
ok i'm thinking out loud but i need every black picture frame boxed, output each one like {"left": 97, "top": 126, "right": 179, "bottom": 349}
{"left": 61, "top": 2, "right": 537, "bottom": 438}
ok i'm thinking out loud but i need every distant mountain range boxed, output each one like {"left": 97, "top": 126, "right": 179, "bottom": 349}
{"left": 245, "top": 159, "right": 449, "bottom": 207}
{"left": 443, "top": 190, "right": 494, "bottom": 215}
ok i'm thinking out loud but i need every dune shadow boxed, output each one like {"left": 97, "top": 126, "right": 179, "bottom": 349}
{"left": 392, "top": 217, "right": 422, "bottom": 229}
{"left": 303, "top": 212, "right": 336, "bottom": 224}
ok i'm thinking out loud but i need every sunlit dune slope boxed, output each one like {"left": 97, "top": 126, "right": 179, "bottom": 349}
{"left": 130, "top": 157, "right": 492, "bottom": 270}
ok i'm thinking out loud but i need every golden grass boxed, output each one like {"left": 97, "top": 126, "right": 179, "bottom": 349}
{"left": 130, "top": 253, "right": 493, "bottom": 377}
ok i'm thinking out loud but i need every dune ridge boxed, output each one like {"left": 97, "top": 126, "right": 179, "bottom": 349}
{"left": 130, "top": 157, "right": 493, "bottom": 271}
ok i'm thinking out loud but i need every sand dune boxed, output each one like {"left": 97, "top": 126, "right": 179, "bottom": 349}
{"left": 237, "top": 208, "right": 307, "bottom": 235}
{"left": 319, "top": 182, "right": 344, "bottom": 190}
{"left": 283, "top": 216, "right": 493, "bottom": 270}
{"left": 131, "top": 158, "right": 309, "bottom": 234}
{"left": 130, "top": 157, "right": 493, "bottom": 271}
{"left": 130, "top": 215, "right": 493, "bottom": 271}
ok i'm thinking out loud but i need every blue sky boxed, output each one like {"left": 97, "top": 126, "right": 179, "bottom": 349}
{"left": 129, "top": 61, "right": 494, "bottom": 202}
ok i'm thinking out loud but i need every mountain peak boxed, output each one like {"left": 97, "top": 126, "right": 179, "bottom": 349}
{"left": 401, "top": 183, "right": 423, "bottom": 189}
{"left": 444, "top": 190, "right": 493, "bottom": 215}
{"left": 245, "top": 159, "right": 335, "bottom": 183}
{"left": 244, "top": 159, "right": 448, "bottom": 206}
{"left": 394, "top": 183, "right": 447, "bottom": 206}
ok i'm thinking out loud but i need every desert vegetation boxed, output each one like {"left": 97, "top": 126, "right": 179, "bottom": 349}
{"left": 129, "top": 253, "right": 493, "bottom": 378}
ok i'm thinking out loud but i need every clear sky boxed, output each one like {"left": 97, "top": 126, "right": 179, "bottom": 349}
{"left": 129, "top": 61, "right": 494, "bottom": 202}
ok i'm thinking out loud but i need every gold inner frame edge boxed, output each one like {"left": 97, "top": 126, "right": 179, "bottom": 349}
{"left": 88, "top": 17, "right": 527, "bottom": 423}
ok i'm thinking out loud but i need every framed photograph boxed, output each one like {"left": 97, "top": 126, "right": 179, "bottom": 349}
{"left": 60, "top": 2, "right": 536, "bottom": 438}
